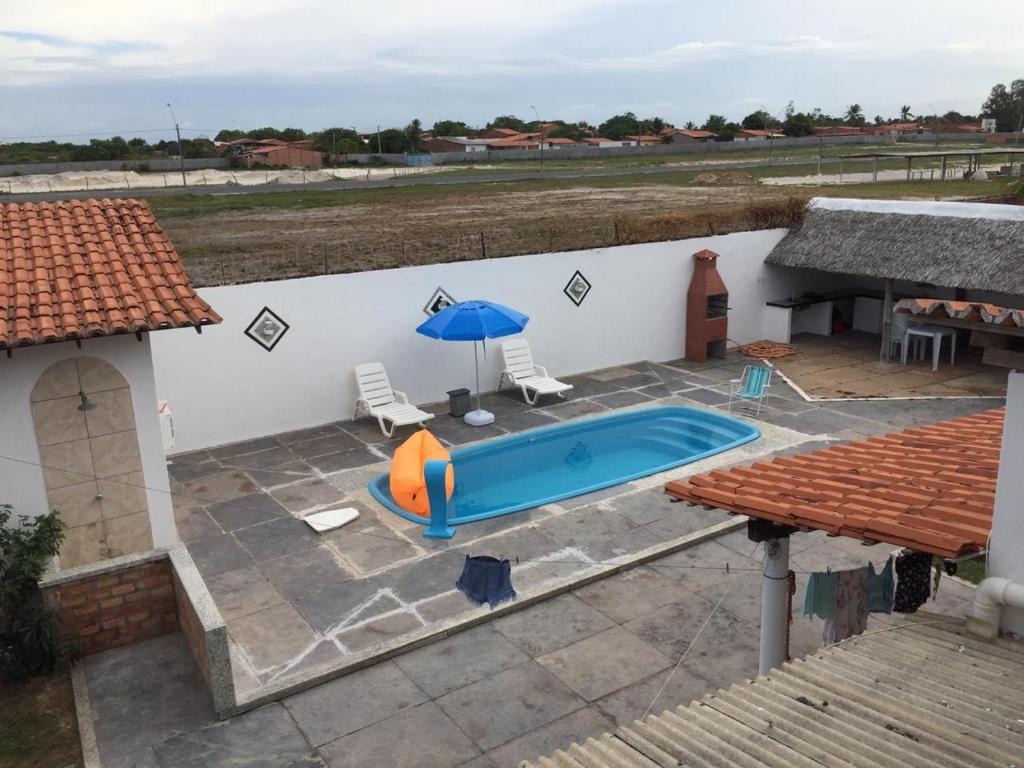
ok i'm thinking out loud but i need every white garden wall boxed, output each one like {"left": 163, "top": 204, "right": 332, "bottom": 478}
{"left": 152, "top": 229, "right": 816, "bottom": 453}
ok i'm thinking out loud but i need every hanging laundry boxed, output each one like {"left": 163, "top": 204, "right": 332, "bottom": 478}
{"left": 823, "top": 567, "right": 868, "bottom": 645}
{"left": 456, "top": 555, "right": 517, "bottom": 608}
{"left": 893, "top": 551, "right": 932, "bottom": 614}
{"left": 803, "top": 569, "right": 838, "bottom": 620}
{"left": 866, "top": 558, "right": 895, "bottom": 614}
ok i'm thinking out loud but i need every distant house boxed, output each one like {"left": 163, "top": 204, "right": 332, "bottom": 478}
{"left": 479, "top": 127, "right": 523, "bottom": 139}
{"left": 813, "top": 126, "right": 866, "bottom": 137}
{"left": 734, "top": 129, "right": 786, "bottom": 141}
{"left": 237, "top": 141, "right": 332, "bottom": 168}
{"left": 487, "top": 136, "right": 541, "bottom": 150}
{"left": 581, "top": 137, "right": 629, "bottom": 148}
{"left": 623, "top": 134, "right": 663, "bottom": 146}
{"left": 423, "top": 137, "right": 492, "bottom": 153}
{"left": 666, "top": 129, "right": 717, "bottom": 143}
{"left": 540, "top": 137, "right": 579, "bottom": 149}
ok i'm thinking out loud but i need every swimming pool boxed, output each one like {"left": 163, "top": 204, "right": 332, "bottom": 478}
{"left": 368, "top": 405, "right": 759, "bottom": 535}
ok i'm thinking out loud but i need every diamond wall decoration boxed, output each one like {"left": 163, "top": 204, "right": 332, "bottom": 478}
{"left": 563, "top": 270, "right": 591, "bottom": 307}
{"left": 244, "top": 307, "right": 290, "bottom": 351}
{"left": 424, "top": 287, "right": 456, "bottom": 316}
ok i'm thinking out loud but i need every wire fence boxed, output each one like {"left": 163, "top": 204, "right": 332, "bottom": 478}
{"left": 185, "top": 222, "right": 654, "bottom": 287}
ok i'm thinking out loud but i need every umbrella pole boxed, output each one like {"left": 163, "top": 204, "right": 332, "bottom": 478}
{"left": 474, "top": 340, "right": 482, "bottom": 413}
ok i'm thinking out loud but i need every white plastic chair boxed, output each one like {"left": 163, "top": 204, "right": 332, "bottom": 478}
{"left": 498, "top": 339, "right": 573, "bottom": 405}
{"left": 353, "top": 363, "right": 434, "bottom": 437}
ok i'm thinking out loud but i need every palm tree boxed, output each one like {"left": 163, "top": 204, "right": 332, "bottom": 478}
{"left": 844, "top": 103, "right": 865, "bottom": 126}
{"left": 900, "top": 105, "right": 913, "bottom": 121}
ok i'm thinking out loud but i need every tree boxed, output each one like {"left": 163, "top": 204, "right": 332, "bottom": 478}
{"left": 432, "top": 120, "right": 472, "bottom": 136}
{"left": 899, "top": 105, "right": 913, "bottom": 121}
{"left": 981, "top": 79, "right": 1024, "bottom": 131}
{"left": 374, "top": 128, "right": 410, "bottom": 154}
{"left": 278, "top": 128, "right": 307, "bottom": 143}
{"left": 782, "top": 112, "right": 816, "bottom": 137}
{"left": 214, "top": 129, "right": 247, "bottom": 142}
{"left": 598, "top": 112, "right": 641, "bottom": 139}
{"left": 312, "top": 128, "right": 361, "bottom": 154}
{"left": 0, "top": 505, "right": 72, "bottom": 680}
{"left": 701, "top": 114, "right": 728, "bottom": 134}
{"left": 547, "top": 123, "right": 586, "bottom": 140}
{"left": 488, "top": 115, "right": 527, "bottom": 131}
{"left": 844, "top": 104, "right": 866, "bottom": 126}
{"left": 683, "top": 121, "right": 696, "bottom": 130}
{"left": 405, "top": 119, "right": 423, "bottom": 152}
{"left": 741, "top": 110, "right": 780, "bottom": 130}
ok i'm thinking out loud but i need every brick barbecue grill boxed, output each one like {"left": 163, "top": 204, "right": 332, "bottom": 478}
{"left": 685, "top": 248, "right": 729, "bottom": 363}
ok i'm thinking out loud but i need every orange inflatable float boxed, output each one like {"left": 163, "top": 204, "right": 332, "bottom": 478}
{"left": 389, "top": 429, "right": 455, "bottom": 517}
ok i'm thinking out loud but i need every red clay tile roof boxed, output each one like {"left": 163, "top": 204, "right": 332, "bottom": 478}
{"left": 665, "top": 408, "right": 1004, "bottom": 558}
{"left": 1, "top": 198, "right": 221, "bottom": 349}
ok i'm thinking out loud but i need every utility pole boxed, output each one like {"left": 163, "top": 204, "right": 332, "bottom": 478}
{"left": 531, "top": 105, "right": 543, "bottom": 174}
{"left": 377, "top": 125, "right": 382, "bottom": 154}
{"left": 166, "top": 102, "right": 187, "bottom": 187}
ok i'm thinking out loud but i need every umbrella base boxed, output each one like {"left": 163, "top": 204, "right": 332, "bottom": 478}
{"left": 464, "top": 409, "right": 495, "bottom": 427}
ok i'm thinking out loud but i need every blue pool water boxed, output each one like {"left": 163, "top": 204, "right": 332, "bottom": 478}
{"left": 368, "top": 405, "right": 759, "bottom": 527}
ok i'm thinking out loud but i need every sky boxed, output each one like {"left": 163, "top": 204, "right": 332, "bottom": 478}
{"left": 1, "top": 0, "right": 1023, "bottom": 142}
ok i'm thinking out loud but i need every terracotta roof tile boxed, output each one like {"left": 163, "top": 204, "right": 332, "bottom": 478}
{"left": 0, "top": 199, "right": 220, "bottom": 349}
{"left": 665, "top": 408, "right": 1005, "bottom": 558}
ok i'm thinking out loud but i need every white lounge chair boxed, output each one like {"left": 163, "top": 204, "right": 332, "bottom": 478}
{"left": 498, "top": 339, "right": 573, "bottom": 405}
{"left": 354, "top": 363, "right": 434, "bottom": 437}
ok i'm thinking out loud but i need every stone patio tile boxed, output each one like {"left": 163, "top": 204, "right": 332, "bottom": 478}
{"left": 482, "top": 707, "right": 615, "bottom": 768}
{"left": 229, "top": 603, "right": 319, "bottom": 672}
{"left": 337, "top": 418, "right": 395, "bottom": 444}
{"left": 678, "top": 388, "right": 729, "bottom": 406}
{"left": 540, "top": 398, "right": 608, "bottom": 420}
{"left": 470, "top": 525, "right": 561, "bottom": 563}
{"left": 512, "top": 558, "right": 594, "bottom": 594}
{"left": 573, "top": 566, "right": 683, "bottom": 623}
{"left": 243, "top": 461, "right": 315, "bottom": 489}
{"left": 209, "top": 436, "right": 283, "bottom": 460}
{"left": 536, "top": 626, "right": 672, "bottom": 702}
{"left": 381, "top": 550, "right": 466, "bottom": 603}
{"left": 269, "top": 478, "right": 351, "bottom": 515}
{"left": 177, "top": 469, "right": 259, "bottom": 505}
{"left": 335, "top": 611, "right": 424, "bottom": 653}
{"left": 609, "top": 372, "right": 661, "bottom": 389}
{"left": 557, "top": 483, "right": 636, "bottom": 510}
{"left": 492, "top": 593, "right": 615, "bottom": 657}
{"left": 86, "top": 634, "right": 217, "bottom": 765}
{"left": 589, "top": 390, "right": 653, "bottom": 409}
{"left": 673, "top": 608, "right": 760, "bottom": 689}
{"left": 318, "top": 702, "right": 480, "bottom": 768}
{"left": 220, "top": 445, "right": 302, "bottom": 471}
{"left": 435, "top": 661, "right": 585, "bottom": 751}
{"left": 292, "top": 578, "right": 399, "bottom": 634}
{"left": 167, "top": 459, "right": 224, "bottom": 483}
{"left": 428, "top": 417, "right": 508, "bottom": 446}
{"left": 594, "top": 666, "right": 716, "bottom": 727}
{"left": 283, "top": 661, "right": 428, "bottom": 747}
{"left": 495, "top": 409, "right": 560, "bottom": 433}
{"left": 206, "top": 566, "right": 285, "bottom": 621}
{"left": 606, "top": 487, "right": 675, "bottom": 525}
{"left": 581, "top": 525, "right": 665, "bottom": 563}
{"left": 394, "top": 624, "right": 530, "bottom": 698}
{"left": 258, "top": 544, "right": 353, "bottom": 602}
{"left": 234, "top": 516, "right": 321, "bottom": 562}
{"left": 325, "top": 526, "right": 422, "bottom": 574}
{"left": 622, "top": 592, "right": 717, "bottom": 660}
{"left": 153, "top": 703, "right": 321, "bottom": 768}
{"left": 206, "top": 492, "right": 290, "bottom": 532}
{"left": 415, "top": 591, "right": 474, "bottom": 623}
{"left": 635, "top": 383, "right": 673, "bottom": 399}
{"left": 287, "top": 432, "right": 365, "bottom": 459}
{"left": 186, "top": 534, "right": 256, "bottom": 578}
{"left": 534, "top": 504, "right": 637, "bottom": 548}
{"left": 275, "top": 423, "right": 344, "bottom": 445}
{"left": 172, "top": 498, "right": 223, "bottom": 543}
{"left": 476, "top": 392, "right": 533, "bottom": 416}
{"left": 641, "top": 505, "right": 733, "bottom": 540}
{"left": 646, "top": 539, "right": 746, "bottom": 592}
{"left": 558, "top": 376, "right": 625, "bottom": 398}
{"left": 305, "top": 446, "right": 383, "bottom": 472}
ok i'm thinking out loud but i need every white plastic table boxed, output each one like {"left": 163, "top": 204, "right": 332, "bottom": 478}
{"left": 902, "top": 324, "right": 956, "bottom": 371}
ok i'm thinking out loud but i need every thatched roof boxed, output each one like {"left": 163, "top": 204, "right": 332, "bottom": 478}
{"left": 767, "top": 198, "right": 1024, "bottom": 295}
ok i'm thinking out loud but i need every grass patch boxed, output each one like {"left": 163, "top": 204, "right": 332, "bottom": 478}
{"left": 0, "top": 670, "right": 81, "bottom": 768}
{"left": 955, "top": 558, "right": 986, "bottom": 585}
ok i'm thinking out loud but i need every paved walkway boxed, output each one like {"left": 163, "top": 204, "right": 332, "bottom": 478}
{"left": 84, "top": 350, "right": 997, "bottom": 766}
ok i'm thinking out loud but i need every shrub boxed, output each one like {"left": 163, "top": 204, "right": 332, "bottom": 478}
{"left": 0, "top": 505, "right": 72, "bottom": 681}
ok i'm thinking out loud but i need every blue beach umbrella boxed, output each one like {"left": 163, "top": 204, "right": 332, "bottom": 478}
{"left": 416, "top": 300, "right": 529, "bottom": 425}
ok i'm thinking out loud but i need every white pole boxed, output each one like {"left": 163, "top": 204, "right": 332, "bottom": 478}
{"left": 473, "top": 340, "right": 482, "bottom": 413}
{"left": 759, "top": 536, "right": 790, "bottom": 675}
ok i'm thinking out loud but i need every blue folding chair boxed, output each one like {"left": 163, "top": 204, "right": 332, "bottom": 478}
{"left": 728, "top": 365, "right": 772, "bottom": 414}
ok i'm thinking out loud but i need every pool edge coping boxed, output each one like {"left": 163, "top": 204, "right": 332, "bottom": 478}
{"left": 226, "top": 512, "right": 749, "bottom": 717}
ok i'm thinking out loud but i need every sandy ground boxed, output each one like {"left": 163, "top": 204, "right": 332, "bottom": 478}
{"left": 0, "top": 164, "right": 501, "bottom": 194}
{"left": 762, "top": 162, "right": 1002, "bottom": 186}
{"left": 163, "top": 183, "right": 774, "bottom": 285}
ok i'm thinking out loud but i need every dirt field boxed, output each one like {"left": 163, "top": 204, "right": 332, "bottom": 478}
{"left": 161, "top": 182, "right": 789, "bottom": 285}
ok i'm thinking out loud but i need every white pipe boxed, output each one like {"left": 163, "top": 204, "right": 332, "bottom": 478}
{"left": 759, "top": 537, "right": 790, "bottom": 674}
{"left": 964, "top": 577, "right": 1024, "bottom": 640}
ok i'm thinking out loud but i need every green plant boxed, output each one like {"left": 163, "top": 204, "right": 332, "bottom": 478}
{"left": 0, "top": 505, "right": 70, "bottom": 681}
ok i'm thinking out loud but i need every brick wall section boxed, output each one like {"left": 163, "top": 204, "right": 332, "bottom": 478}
{"left": 41, "top": 557, "right": 178, "bottom": 655}
{"left": 172, "top": 566, "right": 211, "bottom": 687}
